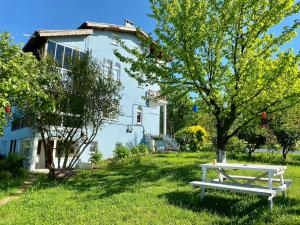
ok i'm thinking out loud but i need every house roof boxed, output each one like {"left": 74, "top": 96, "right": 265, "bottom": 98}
{"left": 78, "top": 21, "right": 149, "bottom": 39}
{"left": 23, "top": 21, "right": 149, "bottom": 53}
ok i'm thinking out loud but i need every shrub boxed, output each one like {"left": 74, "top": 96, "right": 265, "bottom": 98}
{"left": 89, "top": 151, "right": 103, "bottom": 164}
{"left": 113, "top": 145, "right": 130, "bottom": 159}
{"left": 237, "top": 126, "right": 268, "bottom": 157}
{"left": 131, "top": 144, "right": 149, "bottom": 156}
{"left": 226, "top": 136, "right": 247, "bottom": 156}
{"left": 274, "top": 129, "right": 300, "bottom": 160}
{"left": 0, "top": 170, "right": 13, "bottom": 180}
{"left": 175, "top": 125, "right": 208, "bottom": 152}
{"left": 0, "top": 154, "right": 25, "bottom": 177}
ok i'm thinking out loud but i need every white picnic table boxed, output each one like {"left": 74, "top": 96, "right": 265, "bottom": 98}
{"left": 190, "top": 163, "right": 292, "bottom": 211}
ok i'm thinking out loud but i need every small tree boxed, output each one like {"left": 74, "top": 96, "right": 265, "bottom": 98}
{"left": 26, "top": 53, "right": 121, "bottom": 170}
{"left": 274, "top": 129, "right": 299, "bottom": 160}
{"left": 269, "top": 106, "right": 300, "bottom": 159}
{"left": 238, "top": 123, "right": 268, "bottom": 157}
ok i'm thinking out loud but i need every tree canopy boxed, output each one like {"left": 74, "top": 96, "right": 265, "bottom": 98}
{"left": 116, "top": 0, "right": 300, "bottom": 161}
{"left": 25, "top": 53, "right": 122, "bottom": 169}
{"left": 0, "top": 32, "right": 54, "bottom": 135}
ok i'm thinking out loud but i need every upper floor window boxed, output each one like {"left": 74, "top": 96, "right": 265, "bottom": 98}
{"left": 47, "top": 41, "right": 86, "bottom": 69}
{"left": 113, "top": 63, "right": 121, "bottom": 81}
{"left": 11, "top": 117, "right": 32, "bottom": 131}
{"left": 103, "top": 59, "right": 121, "bottom": 82}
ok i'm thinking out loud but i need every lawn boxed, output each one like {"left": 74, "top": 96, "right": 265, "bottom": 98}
{"left": 0, "top": 175, "right": 28, "bottom": 199}
{"left": 0, "top": 152, "right": 299, "bottom": 225}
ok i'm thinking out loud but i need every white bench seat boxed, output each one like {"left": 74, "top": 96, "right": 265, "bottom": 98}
{"left": 222, "top": 175, "right": 292, "bottom": 185}
{"left": 190, "top": 181, "right": 276, "bottom": 197}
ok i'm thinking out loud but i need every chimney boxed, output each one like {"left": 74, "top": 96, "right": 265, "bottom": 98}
{"left": 124, "top": 19, "right": 134, "bottom": 28}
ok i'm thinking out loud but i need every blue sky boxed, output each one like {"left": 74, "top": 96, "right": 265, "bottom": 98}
{"left": 0, "top": 0, "right": 299, "bottom": 53}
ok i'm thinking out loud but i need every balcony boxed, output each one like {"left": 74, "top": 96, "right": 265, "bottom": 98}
{"left": 146, "top": 90, "right": 167, "bottom": 107}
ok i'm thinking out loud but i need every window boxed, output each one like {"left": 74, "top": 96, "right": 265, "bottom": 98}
{"left": 55, "top": 140, "right": 77, "bottom": 158}
{"left": 63, "top": 47, "right": 72, "bottom": 69}
{"left": 55, "top": 44, "right": 64, "bottom": 68}
{"left": 37, "top": 140, "right": 43, "bottom": 155}
{"left": 136, "top": 106, "right": 143, "bottom": 124}
{"left": 9, "top": 140, "right": 17, "bottom": 153}
{"left": 11, "top": 117, "right": 32, "bottom": 131}
{"left": 46, "top": 41, "right": 86, "bottom": 69}
{"left": 20, "top": 139, "right": 31, "bottom": 159}
{"left": 104, "top": 59, "right": 113, "bottom": 76}
{"left": 113, "top": 63, "right": 121, "bottom": 81}
{"left": 47, "top": 41, "right": 56, "bottom": 57}
{"left": 90, "top": 142, "right": 98, "bottom": 152}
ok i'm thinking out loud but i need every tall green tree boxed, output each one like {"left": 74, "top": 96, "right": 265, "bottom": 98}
{"left": 116, "top": 0, "right": 300, "bottom": 162}
{"left": 0, "top": 32, "right": 53, "bottom": 135}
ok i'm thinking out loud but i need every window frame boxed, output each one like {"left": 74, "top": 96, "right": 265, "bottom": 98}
{"left": 46, "top": 41, "right": 86, "bottom": 69}
{"left": 20, "top": 139, "right": 31, "bottom": 159}
{"left": 136, "top": 106, "right": 143, "bottom": 124}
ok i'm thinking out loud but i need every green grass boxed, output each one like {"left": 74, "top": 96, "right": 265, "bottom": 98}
{"left": 0, "top": 175, "right": 28, "bottom": 199}
{"left": 0, "top": 152, "right": 299, "bottom": 225}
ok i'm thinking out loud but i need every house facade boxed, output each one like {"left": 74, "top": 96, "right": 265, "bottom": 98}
{"left": 0, "top": 20, "right": 169, "bottom": 170}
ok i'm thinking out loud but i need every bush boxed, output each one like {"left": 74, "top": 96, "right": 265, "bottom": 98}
{"left": 113, "top": 145, "right": 130, "bottom": 159}
{"left": 89, "top": 151, "right": 103, "bottom": 164}
{"left": 175, "top": 125, "right": 208, "bottom": 152}
{"left": 226, "top": 136, "right": 247, "bottom": 156}
{"left": 0, "top": 154, "right": 25, "bottom": 177}
{"left": 131, "top": 144, "right": 149, "bottom": 156}
{"left": 274, "top": 129, "right": 300, "bottom": 160}
{"left": 0, "top": 170, "right": 13, "bottom": 179}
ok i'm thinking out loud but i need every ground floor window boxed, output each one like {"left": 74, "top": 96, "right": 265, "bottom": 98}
{"left": 55, "top": 140, "right": 77, "bottom": 158}
{"left": 136, "top": 106, "right": 143, "bottom": 124}
{"left": 9, "top": 140, "right": 17, "bottom": 153}
{"left": 20, "top": 139, "right": 31, "bottom": 159}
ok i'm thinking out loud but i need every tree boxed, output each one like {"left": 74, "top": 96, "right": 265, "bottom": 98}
{"left": 25, "top": 53, "right": 121, "bottom": 170}
{"left": 274, "top": 129, "right": 299, "bottom": 160}
{"left": 115, "top": 0, "right": 300, "bottom": 162}
{"left": 0, "top": 32, "right": 52, "bottom": 135}
{"left": 269, "top": 105, "right": 300, "bottom": 159}
{"left": 237, "top": 122, "right": 268, "bottom": 157}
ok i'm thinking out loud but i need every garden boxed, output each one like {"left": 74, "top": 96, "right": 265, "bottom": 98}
{"left": 0, "top": 150, "right": 299, "bottom": 225}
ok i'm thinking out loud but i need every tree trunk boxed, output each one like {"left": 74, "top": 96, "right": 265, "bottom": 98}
{"left": 283, "top": 148, "right": 287, "bottom": 160}
{"left": 216, "top": 128, "right": 228, "bottom": 163}
{"left": 217, "top": 149, "right": 227, "bottom": 163}
{"left": 248, "top": 150, "right": 252, "bottom": 158}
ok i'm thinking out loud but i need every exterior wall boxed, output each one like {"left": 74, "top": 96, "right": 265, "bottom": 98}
{"left": 0, "top": 28, "right": 161, "bottom": 168}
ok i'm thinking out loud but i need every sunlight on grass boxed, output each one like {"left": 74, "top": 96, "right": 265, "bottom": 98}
{"left": 0, "top": 152, "right": 299, "bottom": 225}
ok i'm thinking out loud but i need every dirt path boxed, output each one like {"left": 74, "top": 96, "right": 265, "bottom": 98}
{"left": 0, "top": 174, "right": 37, "bottom": 206}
